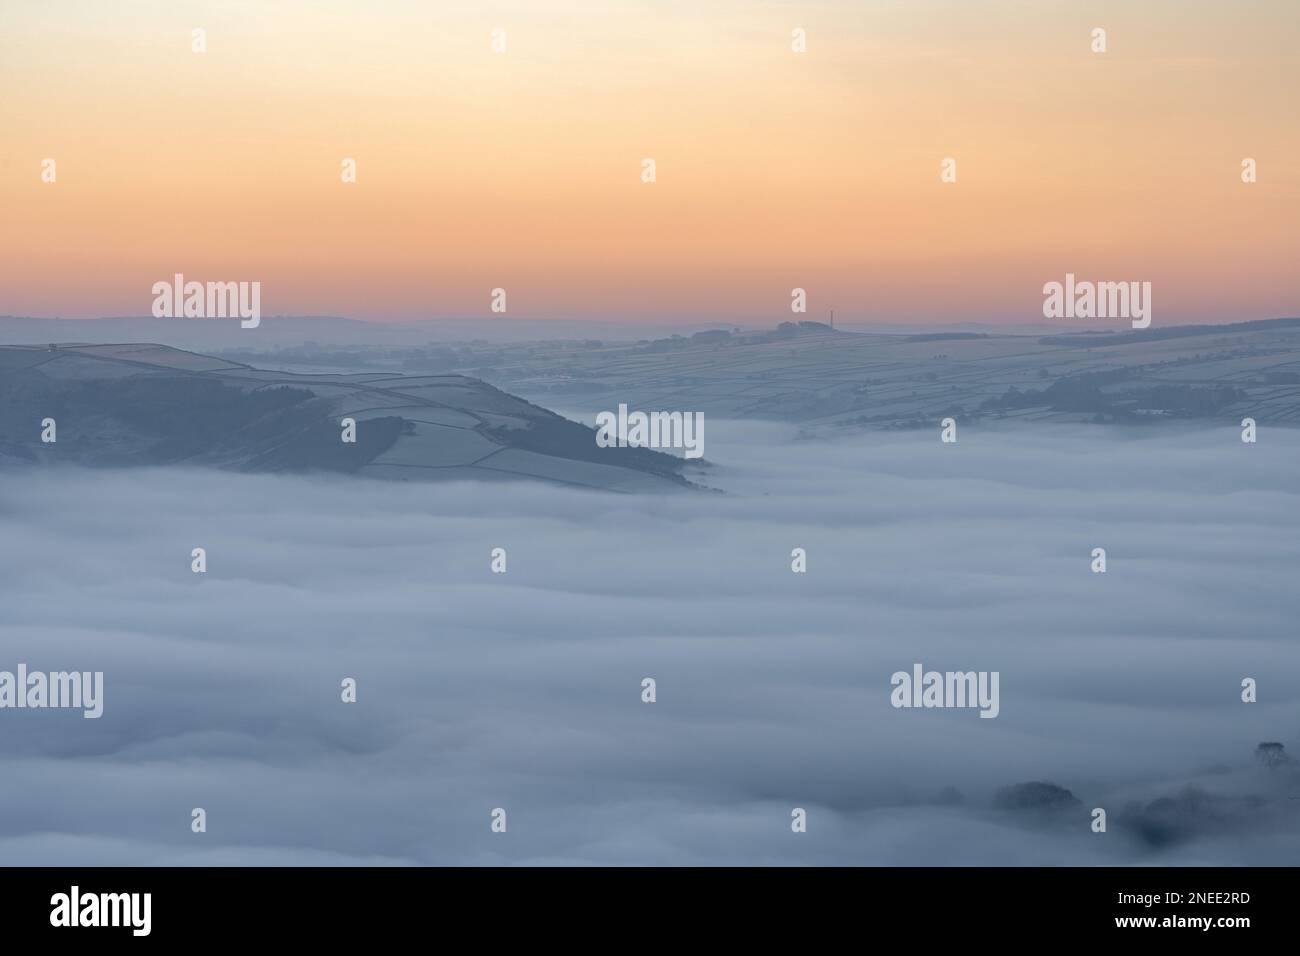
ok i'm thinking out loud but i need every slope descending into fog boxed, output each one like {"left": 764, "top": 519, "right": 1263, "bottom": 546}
{"left": 0, "top": 343, "right": 696, "bottom": 492}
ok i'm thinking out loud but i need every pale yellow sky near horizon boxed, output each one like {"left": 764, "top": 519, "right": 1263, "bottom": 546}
{"left": 1, "top": 0, "right": 1296, "bottom": 325}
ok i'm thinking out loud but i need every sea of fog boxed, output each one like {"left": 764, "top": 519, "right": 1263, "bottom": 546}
{"left": 2, "top": 421, "right": 1299, "bottom": 865}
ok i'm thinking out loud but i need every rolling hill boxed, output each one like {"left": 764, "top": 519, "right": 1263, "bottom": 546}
{"left": 0, "top": 343, "right": 698, "bottom": 492}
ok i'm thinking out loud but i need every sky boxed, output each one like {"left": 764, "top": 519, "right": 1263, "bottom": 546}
{"left": 1, "top": 0, "right": 1297, "bottom": 325}
{"left": 3, "top": 422, "right": 1299, "bottom": 864}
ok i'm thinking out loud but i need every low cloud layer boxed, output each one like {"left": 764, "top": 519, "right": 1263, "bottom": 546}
{"left": 2, "top": 421, "right": 1298, "bottom": 864}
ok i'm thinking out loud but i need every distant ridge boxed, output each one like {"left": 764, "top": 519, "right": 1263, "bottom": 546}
{"left": 1039, "top": 316, "right": 1300, "bottom": 347}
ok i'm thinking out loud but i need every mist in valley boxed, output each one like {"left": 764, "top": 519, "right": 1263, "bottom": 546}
{"left": 2, "top": 421, "right": 1297, "bottom": 864}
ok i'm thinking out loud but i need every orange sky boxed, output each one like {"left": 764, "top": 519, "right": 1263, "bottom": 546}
{"left": 1, "top": 0, "right": 1296, "bottom": 325}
